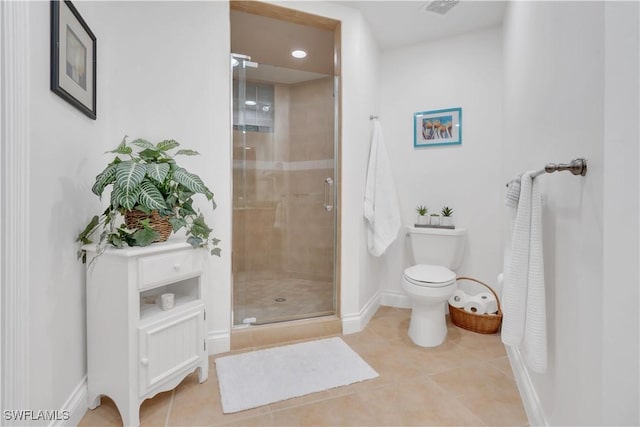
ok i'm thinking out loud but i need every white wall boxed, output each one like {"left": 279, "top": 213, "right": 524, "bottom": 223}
{"left": 270, "top": 1, "right": 382, "bottom": 330}
{"left": 378, "top": 27, "right": 504, "bottom": 299}
{"left": 353, "top": 12, "right": 382, "bottom": 312}
{"left": 26, "top": 0, "right": 230, "bottom": 422}
{"left": 28, "top": 1, "right": 104, "bottom": 420}
{"left": 601, "top": 1, "right": 639, "bottom": 424}
{"left": 503, "top": 1, "right": 639, "bottom": 425}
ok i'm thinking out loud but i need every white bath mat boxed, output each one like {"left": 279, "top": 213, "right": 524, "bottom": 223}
{"left": 214, "top": 337, "right": 378, "bottom": 413}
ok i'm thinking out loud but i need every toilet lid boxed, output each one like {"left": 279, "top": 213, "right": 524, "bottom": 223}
{"left": 404, "top": 264, "right": 456, "bottom": 287}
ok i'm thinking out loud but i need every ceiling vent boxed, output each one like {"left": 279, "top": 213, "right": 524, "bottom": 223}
{"left": 422, "top": 0, "right": 460, "bottom": 15}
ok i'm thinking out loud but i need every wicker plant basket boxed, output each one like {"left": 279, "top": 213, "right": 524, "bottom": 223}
{"left": 124, "top": 210, "right": 172, "bottom": 243}
{"left": 449, "top": 276, "right": 502, "bottom": 334}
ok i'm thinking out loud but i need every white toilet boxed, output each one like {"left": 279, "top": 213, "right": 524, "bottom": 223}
{"left": 402, "top": 226, "right": 467, "bottom": 347}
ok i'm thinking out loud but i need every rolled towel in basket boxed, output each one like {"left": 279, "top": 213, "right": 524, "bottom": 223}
{"left": 448, "top": 290, "right": 468, "bottom": 308}
{"left": 463, "top": 295, "right": 488, "bottom": 314}
{"left": 476, "top": 292, "right": 499, "bottom": 314}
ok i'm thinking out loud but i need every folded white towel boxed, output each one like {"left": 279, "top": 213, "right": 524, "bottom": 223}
{"left": 363, "top": 120, "right": 402, "bottom": 256}
{"left": 505, "top": 175, "right": 522, "bottom": 208}
{"left": 502, "top": 171, "right": 547, "bottom": 373}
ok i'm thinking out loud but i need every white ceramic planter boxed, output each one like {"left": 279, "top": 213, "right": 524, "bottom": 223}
{"left": 430, "top": 215, "right": 441, "bottom": 226}
{"left": 417, "top": 215, "right": 428, "bottom": 225}
{"left": 441, "top": 216, "right": 453, "bottom": 227}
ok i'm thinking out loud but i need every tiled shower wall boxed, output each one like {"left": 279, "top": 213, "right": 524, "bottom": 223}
{"left": 233, "top": 76, "right": 335, "bottom": 282}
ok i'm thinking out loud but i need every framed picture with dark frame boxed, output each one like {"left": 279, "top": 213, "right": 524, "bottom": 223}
{"left": 51, "top": 0, "right": 97, "bottom": 120}
{"left": 414, "top": 107, "right": 462, "bottom": 148}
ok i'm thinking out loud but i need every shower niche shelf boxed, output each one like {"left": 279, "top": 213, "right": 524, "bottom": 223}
{"left": 83, "top": 240, "right": 209, "bottom": 427}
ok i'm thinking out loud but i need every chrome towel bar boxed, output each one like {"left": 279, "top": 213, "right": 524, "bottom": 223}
{"left": 507, "top": 158, "right": 587, "bottom": 187}
{"left": 532, "top": 157, "right": 587, "bottom": 178}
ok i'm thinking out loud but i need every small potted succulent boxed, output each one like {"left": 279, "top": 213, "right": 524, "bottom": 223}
{"left": 415, "top": 205, "right": 428, "bottom": 225}
{"left": 441, "top": 206, "right": 454, "bottom": 227}
{"left": 430, "top": 212, "right": 441, "bottom": 226}
{"left": 76, "top": 136, "right": 221, "bottom": 263}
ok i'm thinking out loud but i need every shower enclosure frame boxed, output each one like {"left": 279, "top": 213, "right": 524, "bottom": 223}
{"left": 229, "top": 2, "right": 342, "bottom": 330}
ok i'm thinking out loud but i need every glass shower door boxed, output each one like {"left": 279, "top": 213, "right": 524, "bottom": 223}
{"left": 231, "top": 54, "right": 337, "bottom": 326}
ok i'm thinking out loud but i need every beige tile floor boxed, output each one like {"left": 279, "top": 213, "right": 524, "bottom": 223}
{"left": 80, "top": 307, "right": 528, "bottom": 427}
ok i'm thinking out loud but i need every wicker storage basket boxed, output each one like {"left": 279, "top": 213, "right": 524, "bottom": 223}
{"left": 449, "top": 276, "right": 502, "bottom": 334}
{"left": 124, "top": 210, "right": 172, "bottom": 243}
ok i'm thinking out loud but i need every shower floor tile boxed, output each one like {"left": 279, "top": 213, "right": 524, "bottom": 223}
{"left": 233, "top": 276, "right": 334, "bottom": 325}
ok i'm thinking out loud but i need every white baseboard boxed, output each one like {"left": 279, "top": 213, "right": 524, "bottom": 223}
{"left": 506, "top": 345, "right": 548, "bottom": 427}
{"left": 342, "top": 292, "right": 381, "bottom": 334}
{"left": 207, "top": 329, "right": 230, "bottom": 355}
{"left": 51, "top": 376, "right": 88, "bottom": 427}
{"left": 380, "top": 290, "right": 411, "bottom": 308}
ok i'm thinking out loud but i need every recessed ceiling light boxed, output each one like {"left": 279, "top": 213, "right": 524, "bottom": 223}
{"left": 291, "top": 49, "right": 307, "bottom": 59}
{"left": 245, "top": 100, "right": 257, "bottom": 106}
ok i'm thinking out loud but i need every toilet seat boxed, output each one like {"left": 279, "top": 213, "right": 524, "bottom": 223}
{"left": 403, "top": 264, "right": 456, "bottom": 288}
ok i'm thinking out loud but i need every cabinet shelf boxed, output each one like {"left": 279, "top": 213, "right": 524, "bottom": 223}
{"left": 139, "top": 276, "right": 201, "bottom": 321}
{"left": 140, "top": 295, "right": 200, "bottom": 322}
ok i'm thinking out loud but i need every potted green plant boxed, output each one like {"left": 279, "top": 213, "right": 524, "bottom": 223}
{"left": 416, "top": 205, "right": 428, "bottom": 225}
{"left": 441, "top": 206, "right": 454, "bottom": 227}
{"left": 76, "top": 136, "right": 221, "bottom": 262}
{"left": 430, "top": 212, "right": 441, "bottom": 226}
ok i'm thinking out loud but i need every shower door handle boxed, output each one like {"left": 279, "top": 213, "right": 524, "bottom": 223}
{"left": 323, "top": 178, "right": 334, "bottom": 212}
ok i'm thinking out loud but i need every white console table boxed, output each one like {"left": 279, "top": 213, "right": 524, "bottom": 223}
{"left": 84, "top": 240, "right": 209, "bottom": 427}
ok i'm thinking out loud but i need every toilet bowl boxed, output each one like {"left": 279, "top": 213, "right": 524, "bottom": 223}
{"left": 402, "top": 226, "right": 466, "bottom": 347}
{"left": 401, "top": 264, "right": 457, "bottom": 347}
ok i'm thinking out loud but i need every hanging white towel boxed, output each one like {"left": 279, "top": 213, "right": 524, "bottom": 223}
{"left": 363, "top": 120, "right": 402, "bottom": 256}
{"left": 505, "top": 174, "right": 522, "bottom": 208}
{"left": 502, "top": 171, "right": 547, "bottom": 373}
{"left": 522, "top": 178, "right": 547, "bottom": 373}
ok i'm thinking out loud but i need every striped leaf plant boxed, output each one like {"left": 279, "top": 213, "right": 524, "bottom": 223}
{"left": 77, "top": 136, "right": 220, "bottom": 262}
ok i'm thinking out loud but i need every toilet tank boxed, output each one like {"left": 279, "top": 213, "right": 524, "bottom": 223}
{"left": 407, "top": 226, "right": 467, "bottom": 271}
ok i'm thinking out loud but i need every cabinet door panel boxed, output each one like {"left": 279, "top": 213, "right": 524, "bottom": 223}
{"left": 138, "top": 305, "right": 204, "bottom": 395}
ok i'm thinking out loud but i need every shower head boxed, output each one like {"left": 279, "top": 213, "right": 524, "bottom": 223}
{"left": 422, "top": 0, "right": 460, "bottom": 15}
